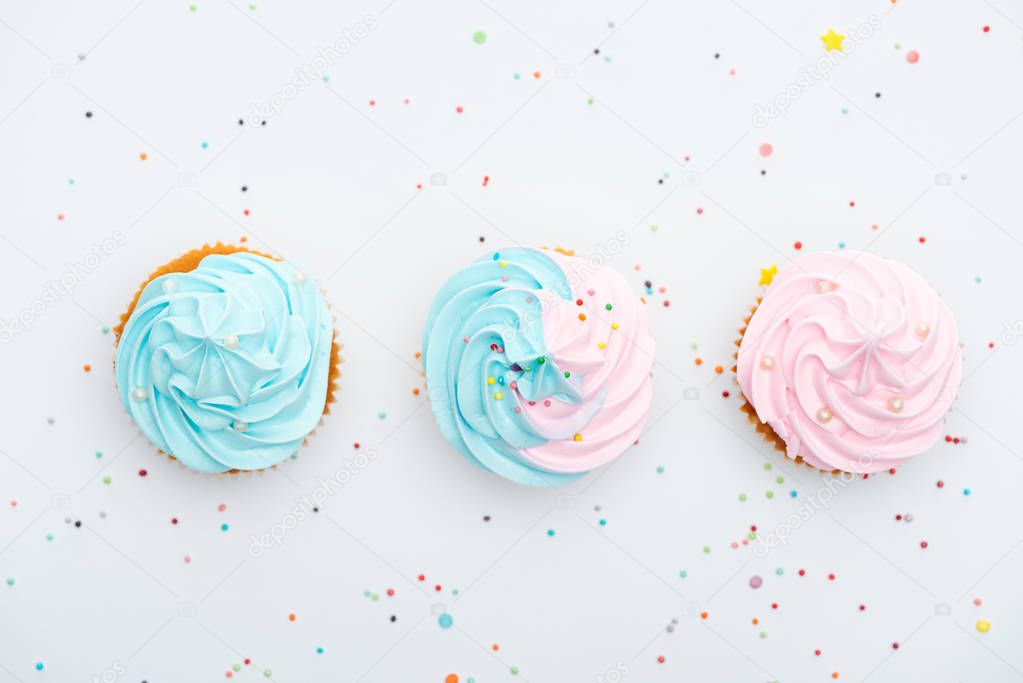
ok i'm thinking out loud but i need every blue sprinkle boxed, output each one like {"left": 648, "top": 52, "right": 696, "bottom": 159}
{"left": 438, "top": 613, "right": 453, "bottom": 629}
{"left": 201, "top": 141, "right": 209, "bottom": 149}
{"left": 838, "top": 241, "right": 846, "bottom": 249}
{"left": 547, "top": 529, "right": 555, "bottom": 537}
{"left": 221, "top": 523, "right": 229, "bottom": 532}
{"left": 963, "top": 488, "right": 971, "bottom": 496}
{"left": 790, "top": 490, "right": 798, "bottom": 498}
{"left": 35, "top": 663, "right": 44, "bottom": 671}
{"left": 598, "top": 519, "right": 606, "bottom": 526}
{"left": 316, "top": 647, "right": 324, "bottom": 654}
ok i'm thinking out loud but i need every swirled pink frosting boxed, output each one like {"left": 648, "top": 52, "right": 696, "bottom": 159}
{"left": 519, "top": 250, "right": 655, "bottom": 474}
{"left": 736, "top": 251, "right": 961, "bottom": 473}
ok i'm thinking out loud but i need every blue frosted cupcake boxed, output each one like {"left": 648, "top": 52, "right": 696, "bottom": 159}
{"left": 113, "top": 244, "right": 341, "bottom": 474}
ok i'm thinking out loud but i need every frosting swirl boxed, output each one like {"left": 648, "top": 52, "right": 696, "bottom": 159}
{"left": 422, "top": 247, "right": 655, "bottom": 486}
{"left": 116, "top": 252, "right": 333, "bottom": 473}
{"left": 736, "top": 251, "right": 961, "bottom": 473}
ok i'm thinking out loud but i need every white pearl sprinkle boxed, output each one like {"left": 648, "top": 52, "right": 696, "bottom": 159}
{"left": 131, "top": 387, "right": 148, "bottom": 402}
{"left": 232, "top": 420, "right": 248, "bottom": 432}
{"left": 888, "top": 397, "right": 904, "bottom": 413}
{"left": 915, "top": 323, "right": 930, "bottom": 337}
{"left": 760, "top": 355, "right": 776, "bottom": 370}
{"left": 816, "top": 407, "right": 833, "bottom": 423}
{"left": 293, "top": 271, "right": 307, "bottom": 283}
{"left": 223, "top": 334, "right": 239, "bottom": 350}
{"left": 161, "top": 279, "right": 178, "bottom": 294}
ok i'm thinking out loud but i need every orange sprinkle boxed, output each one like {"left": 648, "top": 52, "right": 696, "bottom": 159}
{"left": 491, "top": 644, "right": 500, "bottom": 652}
{"left": 83, "top": 364, "right": 92, "bottom": 372}
{"left": 832, "top": 674, "right": 839, "bottom": 680}
{"left": 288, "top": 613, "right": 296, "bottom": 621}
{"left": 412, "top": 387, "right": 421, "bottom": 396}
{"left": 700, "top": 611, "right": 709, "bottom": 619}
{"left": 694, "top": 358, "right": 703, "bottom": 366}
{"left": 714, "top": 365, "right": 724, "bottom": 374}
{"left": 578, "top": 313, "right": 587, "bottom": 321}
{"left": 533, "top": 71, "right": 541, "bottom": 78}
{"left": 752, "top": 618, "right": 759, "bottom": 625}
{"left": 139, "top": 152, "right": 148, "bottom": 161}
{"left": 445, "top": 676, "right": 459, "bottom": 683}
{"left": 414, "top": 351, "right": 422, "bottom": 359}
{"left": 239, "top": 236, "right": 248, "bottom": 243}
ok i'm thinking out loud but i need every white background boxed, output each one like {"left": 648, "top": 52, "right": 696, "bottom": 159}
{"left": 2, "top": 1, "right": 1023, "bottom": 681}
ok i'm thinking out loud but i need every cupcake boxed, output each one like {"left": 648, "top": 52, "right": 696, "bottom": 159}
{"left": 421, "top": 246, "right": 655, "bottom": 487}
{"left": 114, "top": 244, "right": 340, "bottom": 473}
{"left": 735, "top": 251, "right": 961, "bottom": 473}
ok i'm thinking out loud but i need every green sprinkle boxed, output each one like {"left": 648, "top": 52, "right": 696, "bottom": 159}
{"left": 841, "top": 107, "right": 849, "bottom": 115}
{"left": 605, "top": 303, "right": 613, "bottom": 310}
{"left": 95, "top": 451, "right": 103, "bottom": 458}
{"left": 974, "top": 276, "right": 982, "bottom": 284}
{"left": 679, "top": 570, "right": 688, "bottom": 578}
{"left": 702, "top": 545, "right": 711, "bottom": 554}
{"left": 513, "top": 72, "right": 521, "bottom": 80}
{"left": 102, "top": 476, "right": 111, "bottom": 485}
{"left": 46, "top": 533, "right": 53, "bottom": 541}
{"left": 371, "top": 593, "right": 379, "bottom": 601}
{"left": 656, "top": 465, "right": 665, "bottom": 473}
{"left": 775, "top": 568, "right": 784, "bottom": 575}
{"left": 68, "top": 178, "right": 75, "bottom": 185}
{"left": 738, "top": 493, "right": 747, "bottom": 502}
{"left": 586, "top": 97, "right": 594, "bottom": 105}
{"left": 759, "top": 631, "right": 767, "bottom": 639}
{"left": 101, "top": 326, "right": 110, "bottom": 334}
{"left": 233, "top": 664, "right": 241, "bottom": 672}
{"left": 188, "top": 3, "right": 197, "bottom": 11}
{"left": 472, "top": 30, "right": 488, "bottom": 45}
{"left": 763, "top": 463, "right": 773, "bottom": 471}
{"left": 536, "top": 357, "right": 545, "bottom": 365}
{"left": 5, "top": 578, "right": 13, "bottom": 586}
{"left": 775, "top": 476, "right": 784, "bottom": 484}
{"left": 377, "top": 411, "right": 387, "bottom": 419}
{"left": 564, "top": 371, "right": 571, "bottom": 378}
{"left": 263, "top": 669, "right": 272, "bottom": 678}
{"left": 510, "top": 666, "right": 519, "bottom": 675}
{"left": 766, "top": 490, "right": 774, "bottom": 499}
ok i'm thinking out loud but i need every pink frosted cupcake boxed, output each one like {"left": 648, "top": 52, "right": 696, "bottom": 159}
{"left": 735, "top": 251, "right": 962, "bottom": 473}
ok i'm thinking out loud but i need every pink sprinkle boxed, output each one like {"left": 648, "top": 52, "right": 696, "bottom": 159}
{"left": 974, "top": 598, "right": 983, "bottom": 606}
{"left": 463, "top": 336, "right": 470, "bottom": 343}
{"left": 501, "top": 275, "right": 509, "bottom": 281}
{"left": 587, "top": 289, "right": 595, "bottom": 296}
{"left": 906, "top": 50, "right": 919, "bottom": 64}
{"left": 184, "top": 555, "right": 192, "bottom": 563}
{"left": 696, "top": 208, "right": 703, "bottom": 215}
{"left": 759, "top": 143, "right": 773, "bottom": 157}
{"left": 544, "top": 400, "right": 551, "bottom": 407}
{"left": 514, "top": 407, "right": 521, "bottom": 413}
{"left": 218, "top": 504, "right": 226, "bottom": 512}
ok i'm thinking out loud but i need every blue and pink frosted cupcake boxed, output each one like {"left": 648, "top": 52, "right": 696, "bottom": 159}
{"left": 422, "top": 247, "right": 655, "bottom": 486}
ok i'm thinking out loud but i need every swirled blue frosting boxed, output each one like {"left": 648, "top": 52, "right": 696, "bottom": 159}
{"left": 422, "top": 248, "right": 585, "bottom": 487}
{"left": 116, "top": 252, "right": 333, "bottom": 473}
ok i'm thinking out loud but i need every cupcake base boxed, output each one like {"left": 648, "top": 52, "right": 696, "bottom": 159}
{"left": 113, "top": 242, "right": 342, "bottom": 475}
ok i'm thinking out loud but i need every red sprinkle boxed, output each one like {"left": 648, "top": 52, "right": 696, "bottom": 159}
{"left": 794, "top": 241, "right": 802, "bottom": 250}
{"left": 920, "top": 541, "right": 929, "bottom": 549}
{"left": 138, "top": 469, "right": 148, "bottom": 477}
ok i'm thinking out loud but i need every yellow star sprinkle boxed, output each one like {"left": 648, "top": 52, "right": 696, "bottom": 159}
{"left": 820, "top": 28, "right": 846, "bottom": 52}
{"left": 487, "top": 377, "right": 495, "bottom": 385}
{"left": 493, "top": 392, "right": 504, "bottom": 400}
{"left": 573, "top": 433, "right": 582, "bottom": 442}
{"left": 759, "top": 265, "right": 778, "bottom": 286}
